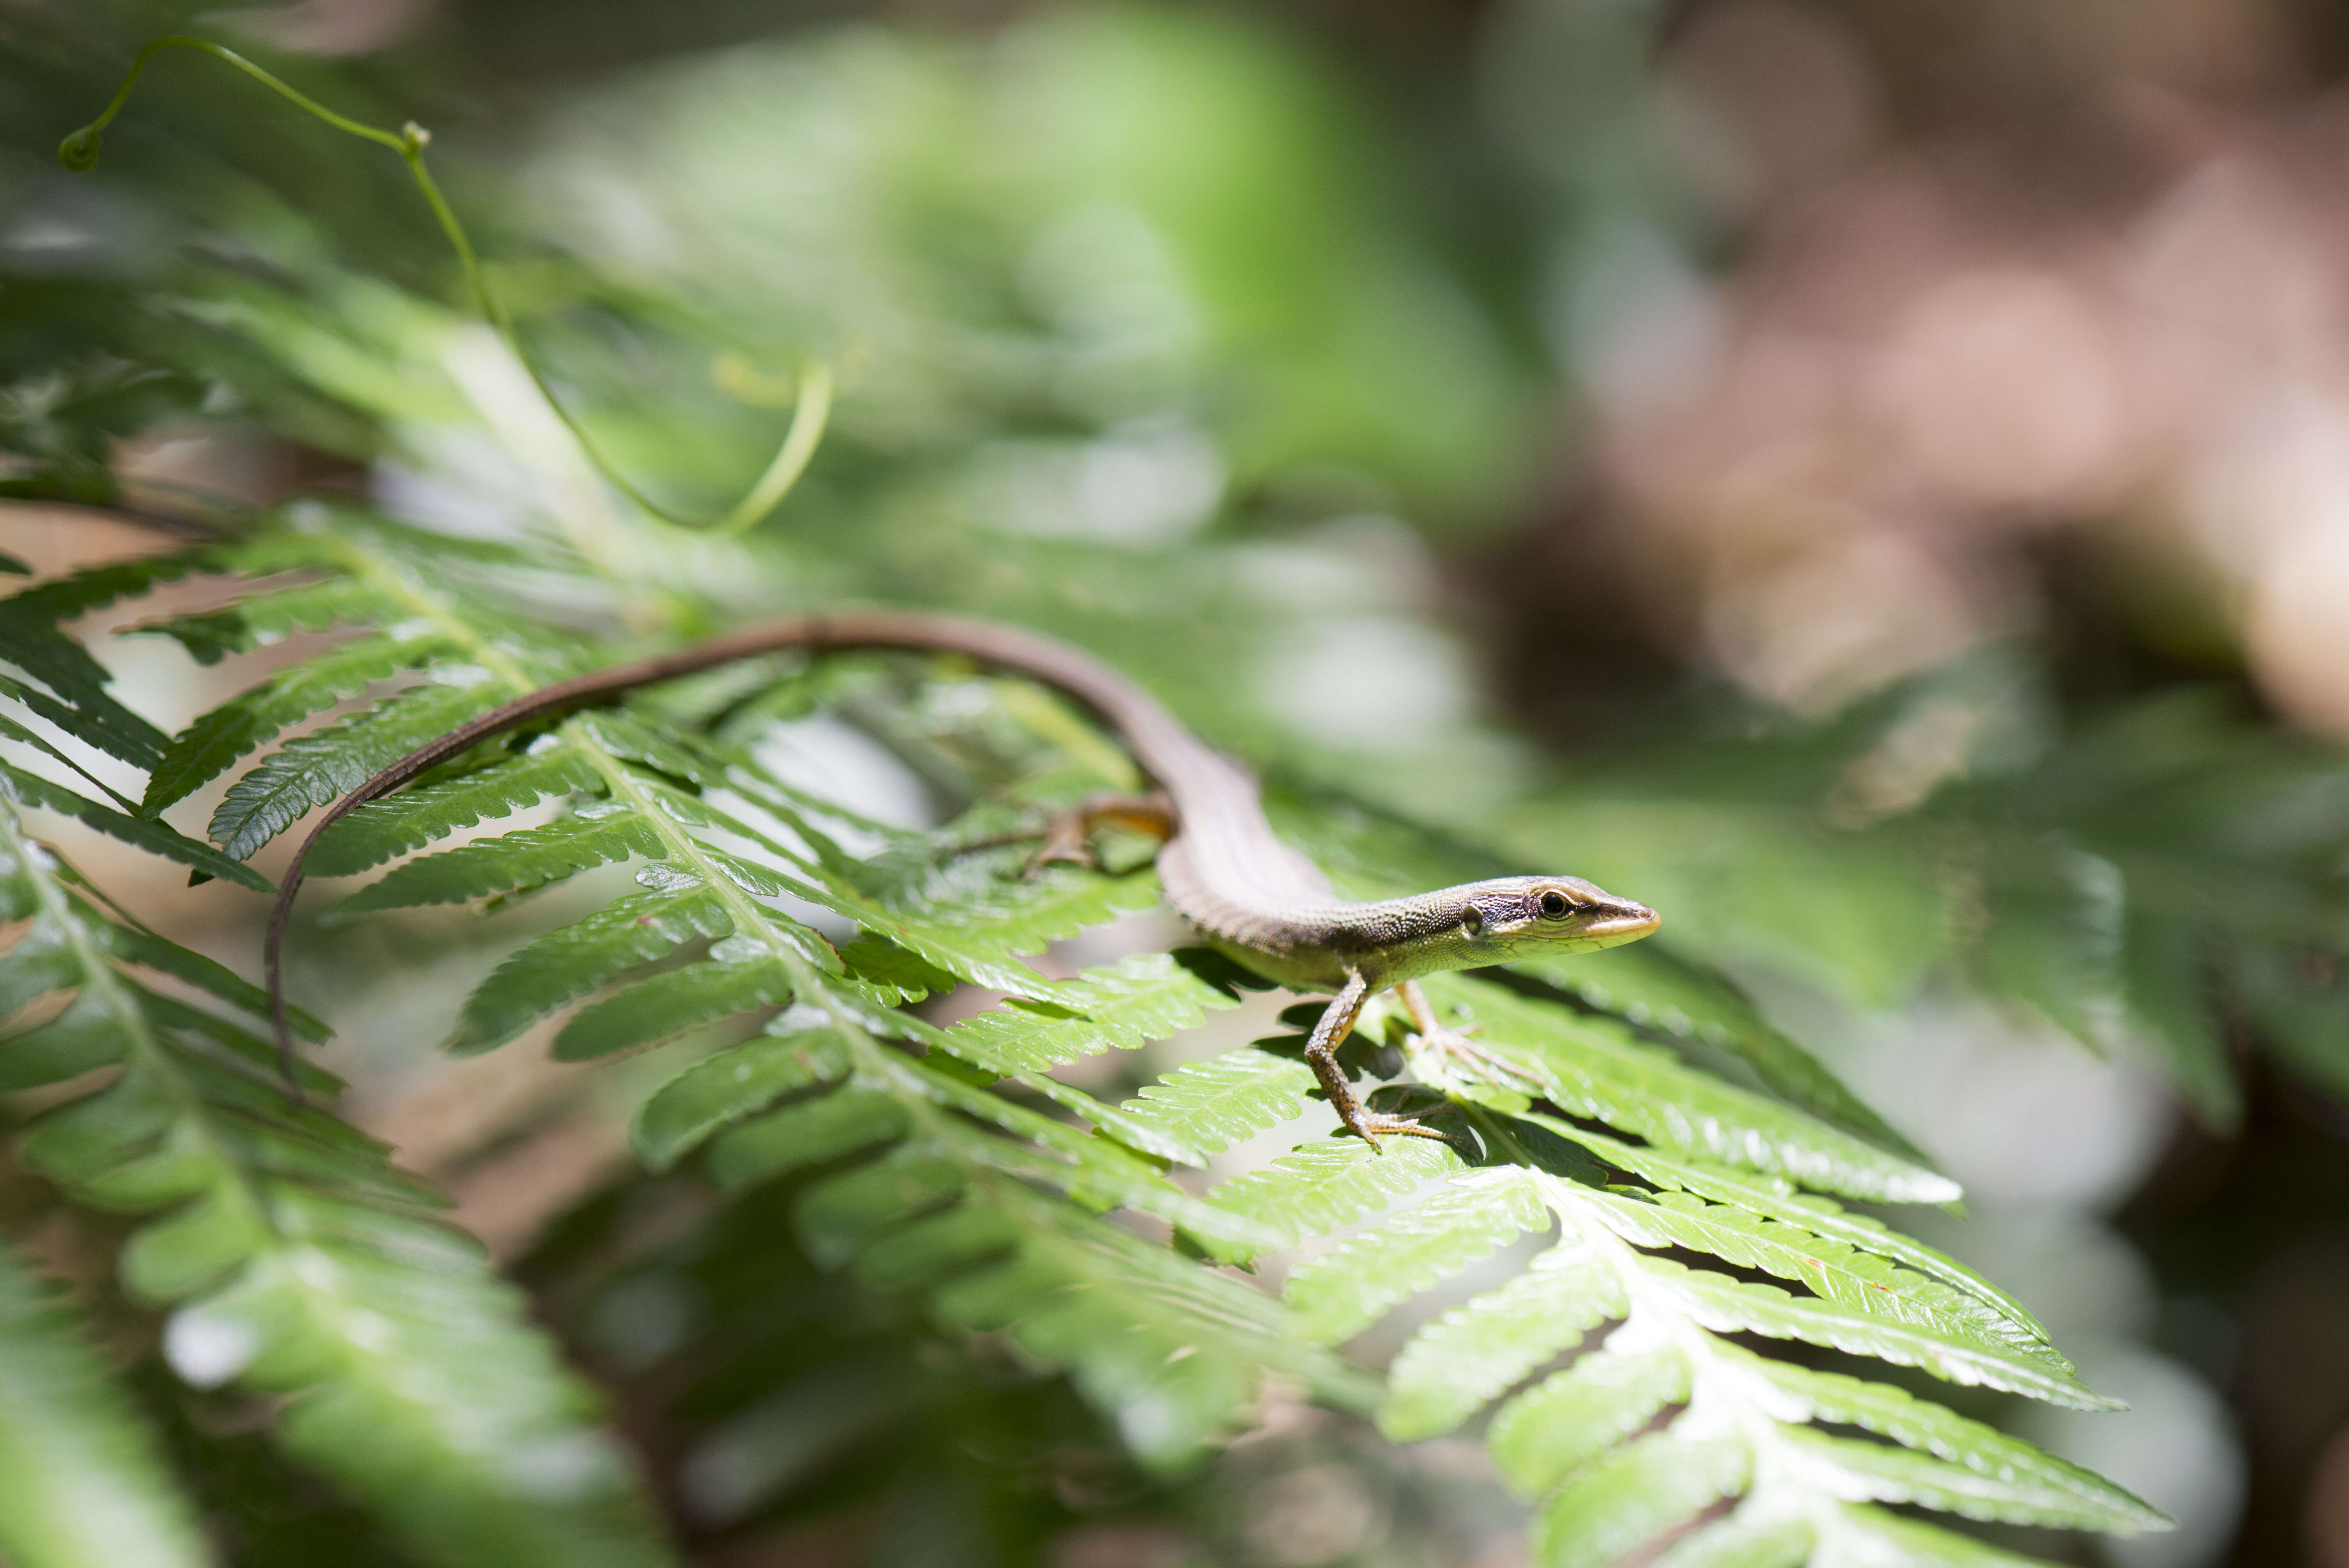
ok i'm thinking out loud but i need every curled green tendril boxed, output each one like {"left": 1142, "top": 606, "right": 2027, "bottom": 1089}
{"left": 59, "top": 35, "right": 831, "bottom": 535}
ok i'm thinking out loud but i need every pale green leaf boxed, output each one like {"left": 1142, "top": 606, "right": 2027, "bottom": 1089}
{"left": 444, "top": 874, "right": 734, "bottom": 1053}
{"left": 1488, "top": 1342, "right": 1690, "bottom": 1499}
{"left": 1533, "top": 1430, "right": 1750, "bottom": 1568}
{"left": 1116, "top": 1046, "right": 1316, "bottom": 1158}
{"left": 1381, "top": 1234, "right": 1626, "bottom": 1440}
{"left": 1735, "top": 1350, "right": 2166, "bottom": 1534}
{"left": 939, "top": 951, "right": 1235, "bottom": 1072}
{"left": 0, "top": 1243, "right": 213, "bottom": 1568}
{"left": 1205, "top": 1134, "right": 1469, "bottom": 1258}
{"left": 1546, "top": 1124, "right": 2049, "bottom": 1353}
{"left": 1643, "top": 1258, "right": 2116, "bottom": 1409}
{"left": 1425, "top": 976, "right": 1959, "bottom": 1204}
{"left": 1287, "top": 1167, "right": 1550, "bottom": 1343}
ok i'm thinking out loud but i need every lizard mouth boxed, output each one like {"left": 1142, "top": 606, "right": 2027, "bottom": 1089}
{"left": 1576, "top": 901, "right": 1660, "bottom": 948}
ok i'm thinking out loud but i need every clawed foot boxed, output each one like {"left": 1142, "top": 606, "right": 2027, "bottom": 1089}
{"left": 1408, "top": 1026, "right": 1544, "bottom": 1097}
{"left": 1338, "top": 1108, "right": 1458, "bottom": 1152}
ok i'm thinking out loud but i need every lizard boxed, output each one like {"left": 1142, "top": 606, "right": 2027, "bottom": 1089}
{"left": 264, "top": 608, "right": 1660, "bottom": 1147}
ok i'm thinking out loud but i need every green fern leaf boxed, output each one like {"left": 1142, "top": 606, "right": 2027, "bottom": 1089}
{"left": 1115, "top": 1047, "right": 1316, "bottom": 1157}
{"left": 210, "top": 678, "right": 519, "bottom": 860}
{"left": 554, "top": 952, "right": 795, "bottom": 1060}
{"left": 132, "top": 578, "right": 403, "bottom": 665}
{"left": 1511, "top": 943, "right": 1929, "bottom": 1162}
{"left": 1550, "top": 1123, "right": 2049, "bottom": 1351}
{"left": 0, "top": 806, "right": 677, "bottom": 1568}
{"left": 1486, "top": 1341, "right": 1690, "bottom": 1498}
{"left": 631, "top": 1025, "right": 854, "bottom": 1171}
{"left": 1821, "top": 1503, "right": 2069, "bottom": 1565}
{"left": 708, "top": 1087, "right": 914, "bottom": 1188}
{"left": 0, "top": 668, "right": 167, "bottom": 782}
{"left": 1286, "top": 1167, "right": 1551, "bottom": 1342}
{"left": 144, "top": 633, "right": 454, "bottom": 813}
{"left": 0, "top": 764, "right": 268, "bottom": 890}
{"left": 306, "top": 745, "right": 605, "bottom": 875}
{"left": 821, "top": 866, "right": 1158, "bottom": 1001}
{"left": 0, "top": 559, "right": 194, "bottom": 770}
{"left": 1423, "top": 975, "right": 1959, "bottom": 1203}
{"left": 1379, "top": 1234, "right": 1625, "bottom": 1441}
{"left": 1586, "top": 1188, "right": 2059, "bottom": 1363}
{"left": 937, "top": 951, "right": 1234, "bottom": 1073}
{"left": 0, "top": 698, "right": 141, "bottom": 811}
{"left": 1645, "top": 1511, "right": 1814, "bottom": 1568}
{"left": 1381, "top": 1239, "right": 1625, "bottom": 1446}
{"left": 0, "top": 1242, "right": 213, "bottom": 1568}
{"left": 1205, "top": 1134, "right": 1469, "bottom": 1257}
{"left": 1786, "top": 1425, "right": 2147, "bottom": 1531}
{"left": 1532, "top": 1430, "right": 1750, "bottom": 1568}
{"left": 325, "top": 806, "right": 663, "bottom": 918}
{"left": 444, "top": 871, "right": 734, "bottom": 1053}
{"left": 1639, "top": 1256, "right": 2114, "bottom": 1408}
{"left": 1734, "top": 1349, "right": 2164, "bottom": 1533}
{"left": 97, "top": 911, "right": 330, "bottom": 1043}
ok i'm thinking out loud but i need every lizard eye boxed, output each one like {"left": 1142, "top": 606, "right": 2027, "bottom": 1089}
{"left": 1536, "top": 890, "right": 1573, "bottom": 920}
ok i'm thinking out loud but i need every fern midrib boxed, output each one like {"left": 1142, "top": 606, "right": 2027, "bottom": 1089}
{"left": 1459, "top": 1099, "right": 1872, "bottom": 1546}
{"left": 1529, "top": 1167, "right": 1834, "bottom": 1546}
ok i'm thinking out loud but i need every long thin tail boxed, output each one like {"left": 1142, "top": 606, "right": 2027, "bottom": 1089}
{"left": 261, "top": 609, "right": 1188, "bottom": 1094}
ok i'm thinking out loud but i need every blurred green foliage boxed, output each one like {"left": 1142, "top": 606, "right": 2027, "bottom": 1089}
{"left": 1, "top": 5, "right": 2344, "bottom": 1566}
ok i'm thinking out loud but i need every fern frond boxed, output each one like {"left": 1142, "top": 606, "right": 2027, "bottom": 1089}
{"left": 0, "top": 1241, "right": 213, "bottom": 1568}
{"left": 326, "top": 804, "right": 664, "bottom": 918}
{"left": 1382, "top": 1236, "right": 1630, "bottom": 1443}
{"left": 687, "top": 1027, "right": 1360, "bottom": 1468}
{"left": 209, "top": 677, "right": 520, "bottom": 860}
{"left": 1114, "top": 1044, "right": 1316, "bottom": 1156}
{"left": 635, "top": 1024, "right": 856, "bottom": 1171}
{"left": 1561, "top": 1125, "right": 2048, "bottom": 1350}
{"left": 1205, "top": 1133, "right": 1468, "bottom": 1258}
{"left": 936, "top": 951, "right": 1235, "bottom": 1074}
{"left": 1531, "top": 1431, "right": 1750, "bottom": 1568}
{"left": 1285, "top": 1166, "right": 1551, "bottom": 1342}
{"left": 307, "top": 744, "right": 606, "bottom": 874}
{"left": 0, "top": 805, "right": 677, "bottom": 1568}
{"left": 143, "top": 632, "right": 456, "bottom": 813}
{"left": 1511, "top": 943, "right": 1927, "bottom": 1162}
{"left": 445, "top": 871, "right": 737, "bottom": 1053}
{"left": 1419, "top": 973, "right": 1958, "bottom": 1203}
{"left": 1301, "top": 1161, "right": 2159, "bottom": 1564}
{"left": 554, "top": 950, "right": 795, "bottom": 1060}
{"left": 0, "top": 556, "right": 199, "bottom": 771}
{"left": 134, "top": 577, "right": 408, "bottom": 666}
{"left": 0, "top": 763, "right": 267, "bottom": 889}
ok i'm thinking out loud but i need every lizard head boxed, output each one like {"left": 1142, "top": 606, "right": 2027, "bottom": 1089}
{"left": 1449, "top": 875, "right": 1659, "bottom": 963}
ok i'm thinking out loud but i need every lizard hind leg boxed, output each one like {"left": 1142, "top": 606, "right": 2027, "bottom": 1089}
{"left": 1028, "top": 789, "right": 1177, "bottom": 871}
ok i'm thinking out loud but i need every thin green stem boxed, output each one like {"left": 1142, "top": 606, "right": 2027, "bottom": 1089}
{"left": 61, "top": 35, "right": 829, "bottom": 535}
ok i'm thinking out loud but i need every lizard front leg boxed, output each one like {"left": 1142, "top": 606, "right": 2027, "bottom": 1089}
{"left": 1395, "top": 979, "right": 1543, "bottom": 1096}
{"left": 1307, "top": 973, "right": 1452, "bottom": 1151}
